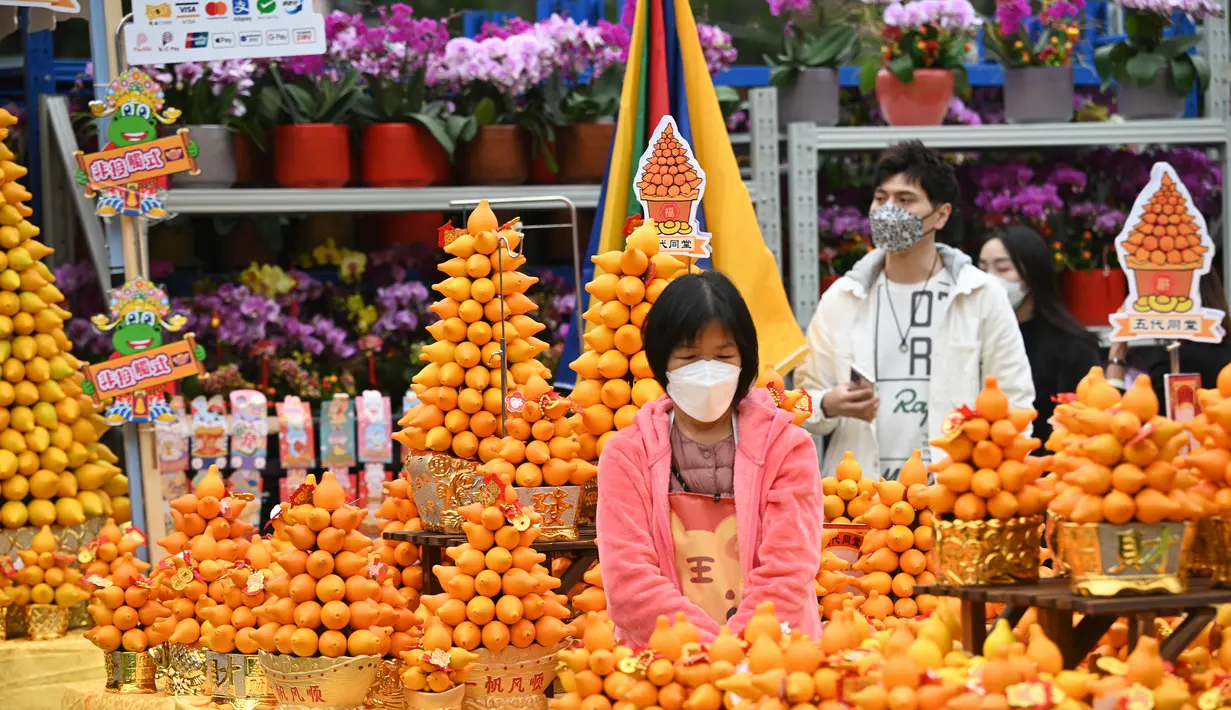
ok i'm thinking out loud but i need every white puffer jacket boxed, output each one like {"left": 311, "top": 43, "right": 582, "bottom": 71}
{"left": 795, "top": 245, "right": 1035, "bottom": 478}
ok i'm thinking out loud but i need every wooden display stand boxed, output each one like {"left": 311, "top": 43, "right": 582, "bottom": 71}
{"left": 383, "top": 526, "right": 598, "bottom": 595}
{"left": 916, "top": 578, "right": 1231, "bottom": 668}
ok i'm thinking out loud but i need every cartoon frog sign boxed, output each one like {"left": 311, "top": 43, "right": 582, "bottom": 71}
{"left": 75, "top": 68, "right": 198, "bottom": 220}
{"left": 83, "top": 278, "right": 206, "bottom": 425}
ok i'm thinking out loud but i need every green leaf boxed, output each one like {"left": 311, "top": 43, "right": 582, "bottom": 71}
{"left": 1190, "top": 53, "right": 1211, "bottom": 91}
{"left": 1170, "top": 54, "right": 1197, "bottom": 96}
{"left": 769, "top": 65, "right": 797, "bottom": 88}
{"left": 1125, "top": 51, "right": 1166, "bottom": 87}
{"left": 473, "top": 97, "right": 497, "bottom": 127}
{"left": 888, "top": 54, "right": 914, "bottom": 84}
{"left": 1157, "top": 34, "right": 1201, "bottom": 59}
{"left": 715, "top": 85, "right": 740, "bottom": 105}
{"left": 859, "top": 58, "right": 880, "bottom": 95}
{"left": 282, "top": 84, "right": 316, "bottom": 124}
{"left": 807, "top": 24, "right": 858, "bottom": 68}
{"left": 411, "top": 113, "right": 456, "bottom": 158}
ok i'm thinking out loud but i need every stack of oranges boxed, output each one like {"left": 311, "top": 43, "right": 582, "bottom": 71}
{"left": 822, "top": 452, "right": 877, "bottom": 524}
{"left": 400, "top": 616, "right": 479, "bottom": 692}
{"left": 1176, "top": 361, "right": 1231, "bottom": 514}
{"left": 83, "top": 547, "right": 173, "bottom": 652}
{"left": 1048, "top": 369, "right": 1209, "bottom": 524}
{"left": 143, "top": 465, "right": 273, "bottom": 654}
{"left": 568, "top": 219, "right": 688, "bottom": 457}
{"left": 374, "top": 475, "right": 425, "bottom": 611}
{"left": 559, "top": 560, "right": 606, "bottom": 615}
{"left": 394, "top": 200, "right": 553, "bottom": 461}
{"left": 476, "top": 374, "right": 597, "bottom": 488}
{"left": 849, "top": 451, "right": 938, "bottom": 621}
{"left": 11, "top": 524, "right": 89, "bottom": 609}
{"left": 419, "top": 484, "right": 573, "bottom": 653}
{"left": 249, "top": 471, "right": 419, "bottom": 658}
{"left": 923, "top": 377, "right": 1054, "bottom": 522}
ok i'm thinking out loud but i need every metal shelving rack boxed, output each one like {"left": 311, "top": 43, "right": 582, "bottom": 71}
{"left": 785, "top": 20, "right": 1231, "bottom": 329}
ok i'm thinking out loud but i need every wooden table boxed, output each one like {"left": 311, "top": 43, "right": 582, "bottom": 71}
{"left": 384, "top": 526, "right": 598, "bottom": 595}
{"left": 916, "top": 578, "right": 1231, "bottom": 668}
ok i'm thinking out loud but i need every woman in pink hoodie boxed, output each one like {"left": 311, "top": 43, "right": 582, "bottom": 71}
{"left": 596, "top": 271, "right": 823, "bottom": 647}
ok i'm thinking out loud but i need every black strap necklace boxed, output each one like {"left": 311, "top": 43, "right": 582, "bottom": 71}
{"left": 882, "top": 251, "right": 942, "bottom": 353}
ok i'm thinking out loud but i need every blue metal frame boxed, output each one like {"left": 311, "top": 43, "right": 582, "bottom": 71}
{"left": 535, "top": 0, "right": 603, "bottom": 23}
{"left": 21, "top": 9, "right": 54, "bottom": 229}
{"left": 461, "top": 10, "right": 519, "bottom": 37}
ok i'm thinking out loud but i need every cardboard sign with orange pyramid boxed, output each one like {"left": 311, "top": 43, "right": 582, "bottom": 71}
{"left": 634, "top": 115, "right": 711, "bottom": 260}
{"left": 1109, "top": 162, "right": 1225, "bottom": 343}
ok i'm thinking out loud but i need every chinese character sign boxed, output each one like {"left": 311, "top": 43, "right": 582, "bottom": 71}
{"left": 634, "top": 116, "right": 711, "bottom": 260}
{"left": 81, "top": 277, "right": 205, "bottom": 425}
{"left": 73, "top": 68, "right": 200, "bottom": 222}
{"left": 1109, "top": 162, "right": 1226, "bottom": 343}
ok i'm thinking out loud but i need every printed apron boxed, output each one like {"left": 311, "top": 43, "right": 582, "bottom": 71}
{"left": 669, "top": 492, "right": 744, "bottom": 625}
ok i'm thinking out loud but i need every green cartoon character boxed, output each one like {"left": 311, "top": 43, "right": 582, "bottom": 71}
{"left": 75, "top": 68, "right": 198, "bottom": 220}
{"left": 82, "top": 278, "right": 206, "bottom": 425}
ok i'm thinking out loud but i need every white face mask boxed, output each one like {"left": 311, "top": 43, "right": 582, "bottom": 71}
{"left": 666, "top": 359, "right": 741, "bottom": 423}
{"left": 997, "top": 276, "right": 1027, "bottom": 309}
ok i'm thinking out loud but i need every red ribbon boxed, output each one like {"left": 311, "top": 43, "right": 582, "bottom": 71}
{"left": 437, "top": 220, "right": 455, "bottom": 248}
{"left": 623, "top": 214, "right": 644, "bottom": 236}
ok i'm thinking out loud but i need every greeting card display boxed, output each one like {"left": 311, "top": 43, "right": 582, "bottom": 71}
{"left": 1110, "top": 162, "right": 1226, "bottom": 342}
{"left": 155, "top": 395, "right": 190, "bottom": 473}
{"left": 356, "top": 391, "right": 392, "bottom": 464}
{"left": 189, "top": 395, "right": 228, "bottom": 470}
{"left": 81, "top": 278, "right": 205, "bottom": 425}
{"left": 228, "top": 389, "right": 268, "bottom": 470}
{"left": 74, "top": 68, "right": 200, "bottom": 221}
{"left": 634, "top": 115, "right": 711, "bottom": 260}
{"left": 276, "top": 396, "right": 315, "bottom": 469}
{"left": 319, "top": 393, "right": 357, "bottom": 469}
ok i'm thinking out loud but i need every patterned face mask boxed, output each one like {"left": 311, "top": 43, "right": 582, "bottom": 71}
{"left": 869, "top": 201, "right": 933, "bottom": 253}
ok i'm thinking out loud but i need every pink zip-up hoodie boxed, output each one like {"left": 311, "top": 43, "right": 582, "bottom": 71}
{"left": 596, "top": 388, "right": 824, "bottom": 647}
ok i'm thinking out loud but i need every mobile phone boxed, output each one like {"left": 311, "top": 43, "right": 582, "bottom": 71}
{"left": 850, "top": 364, "right": 875, "bottom": 390}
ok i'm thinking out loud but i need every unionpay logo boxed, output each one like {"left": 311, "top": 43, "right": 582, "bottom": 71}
{"left": 255, "top": 0, "right": 274, "bottom": 13}
{"left": 281, "top": 0, "right": 302, "bottom": 14}
{"left": 232, "top": 0, "right": 249, "bottom": 15}
{"left": 185, "top": 31, "right": 209, "bottom": 48}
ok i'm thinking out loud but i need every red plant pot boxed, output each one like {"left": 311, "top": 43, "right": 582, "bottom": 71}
{"left": 361, "top": 123, "right": 451, "bottom": 187}
{"left": 1063, "top": 269, "right": 1128, "bottom": 327}
{"left": 458, "top": 125, "right": 529, "bottom": 186}
{"left": 528, "top": 141, "right": 559, "bottom": 185}
{"left": 875, "top": 68, "right": 954, "bottom": 127}
{"left": 378, "top": 211, "right": 447, "bottom": 247}
{"left": 557, "top": 122, "right": 615, "bottom": 184}
{"left": 274, "top": 124, "right": 351, "bottom": 188}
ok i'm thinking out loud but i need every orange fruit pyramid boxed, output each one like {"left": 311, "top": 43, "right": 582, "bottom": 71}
{"left": 1123, "top": 171, "right": 1206, "bottom": 270}
{"left": 374, "top": 476, "right": 426, "bottom": 611}
{"left": 636, "top": 122, "right": 703, "bottom": 200}
{"left": 394, "top": 200, "right": 554, "bottom": 462}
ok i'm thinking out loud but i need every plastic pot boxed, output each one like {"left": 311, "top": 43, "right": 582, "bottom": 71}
{"left": 1004, "top": 66, "right": 1074, "bottom": 124}
{"left": 172, "top": 124, "right": 236, "bottom": 188}
{"left": 458, "top": 125, "right": 529, "bottom": 186}
{"left": 875, "top": 68, "right": 954, "bottom": 126}
{"left": 779, "top": 68, "right": 841, "bottom": 127}
{"left": 361, "top": 123, "right": 451, "bottom": 187}
{"left": 273, "top": 123, "right": 352, "bottom": 188}
{"left": 1063, "top": 268, "right": 1128, "bottom": 327}
{"left": 557, "top": 122, "right": 616, "bottom": 183}
{"left": 1117, "top": 65, "right": 1187, "bottom": 120}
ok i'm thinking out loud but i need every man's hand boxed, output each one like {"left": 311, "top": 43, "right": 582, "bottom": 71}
{"left": 821, "top": 381, "right": 879, "bottom": 422}
{"left": 82, "top": 380, "right": 95, "bottom": 395}
{"left": 75, "top": 168, "right": 88, "bottom": 186}
{"left": 187, "top": 140, "right": 199, "bottom": 159}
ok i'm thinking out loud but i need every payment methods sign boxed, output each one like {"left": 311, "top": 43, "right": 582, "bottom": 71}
{"left": 125, "top": 0, "right": 324, "bottom": 61}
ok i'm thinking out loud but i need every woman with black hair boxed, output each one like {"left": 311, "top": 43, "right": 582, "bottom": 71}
{"left": 595, "top": 271, "right": 823, "bottom": 646}
{"left": 978, "top": 226, "right": 1101, "bottom": 442}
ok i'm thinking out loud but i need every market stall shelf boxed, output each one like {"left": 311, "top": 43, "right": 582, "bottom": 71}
{"left": 915, "top": 577, "right": 1231, "bottom": 669}
{"left": 382, "top": 527, "right": 596, "bottom": 597}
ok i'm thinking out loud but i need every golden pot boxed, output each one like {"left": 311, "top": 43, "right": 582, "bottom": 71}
{"left": 1045, "top": 513, "right": 1066, "bottom": 576}
{"left": 7, "top": 600, "right": 26, "bottom": 637}
{"left": 25, "top": 603, "right": 68, "bottom": 640}
{"left": 1057, "top": 520, "right": 1195, "bottom": 596}
{"left": 463, "top": 641, "right": 568, "bottom": 710}
{"left": 932, "top": 515, "right": 1044, "bottom": 585}
{"left": 577, "top": 479, "right": 597, "bottom": 525}
{"left": 207, "top": 651, "right": 277, "bottom": 710}
{"left": 0, "top": 601, "right": 9, "bottom": 642}
{"left": 405, "top": 453, "right": 581, "bottom": 540}
{"left": 151, "top": 642, "right": 210, "bottom": 696}
{"left": 367, "top": 658, "right": 407, "bottom": 709}
{"left": 105, "top": 650, "right": 159, "bottom": 693}
{"left": 407, "top": 685, "right": 465, "bottom": 710}
{"left": 68, "top": 600, "right": 90, "bottom": 630}
{"left": 0, "top": 517, "right": 105, "bottom": 558}
{"left": 258, "top": 652, "right": 382, "bottom": 710}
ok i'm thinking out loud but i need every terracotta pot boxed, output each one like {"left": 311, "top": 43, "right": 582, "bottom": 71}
{"left": 1063, "top": 268, "right": 1128, "bottom": 327}
{"left": 273, "top": 123, "right": 351, "bottom": 188}
{"left": 459, "top": 125, "right": 529, "bottom": 186}
{"left": 378, "top": 211, "right": 448, "bottom": 248}
{"left": 362, "top": 123, "right": 451, "bottom": 187}
{"left": 528, "top": 140, "right": 559, "bottom": 185}
{"left": 557, "top": 122, "right": 615, "bottom": 183}
{"left": 233, "top": 132, "right": 271, "bottom": 186}
{"left": 875, "top": 68, "right": 954, "bottom": 126}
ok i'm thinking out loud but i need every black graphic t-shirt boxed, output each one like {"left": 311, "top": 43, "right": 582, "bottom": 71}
{"left": 874, "top": 272, "right": 953, "bottom": 479}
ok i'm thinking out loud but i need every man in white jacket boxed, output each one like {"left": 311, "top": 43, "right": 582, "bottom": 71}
{"left": 796, "top": 141, "right": 1034, "bottom": 479}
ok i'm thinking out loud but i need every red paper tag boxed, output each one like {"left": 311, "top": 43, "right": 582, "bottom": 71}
{"left": 796, "top": 387, "right": 814, "bottom": 415}
{"left": 642, "top": 261, "right": 657, "bottom": 287}
{"left": 290, "top": 482, "right": 315, "bottom": 506}
{"left": 244, "top": 569, "right": 267, "bottom": 596}
{"left": 83, "top": 573, "right": 112, "bottom": 588}
{"left": 505, "top": 392, "right": 525, "bottom": 413}
{"left": 437, "top": 220, "right": 455, "bottom": 248}
{"left": 623, "top": 214, "right": 644, "bottom": 237}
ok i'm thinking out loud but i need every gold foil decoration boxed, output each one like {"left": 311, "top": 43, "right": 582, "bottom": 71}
{"left": 933, "top": 515, "right": 1044, "bottom": 585}
{"left": 171, "top": 565, "right": 193, "bottom": 591}
{"left": 105, "top": 650, "right": 159, "bottom": 693}
{"left": 0, "top": 601, "right": 9, "bottom": 641}
{"left": 1057, "top": 521, "right": 1194, "bottom": 596}
{"left": 151, "top": 642, "right": 210, "bottom": 696}
{"left": 367, "top": 659, "right": 408, "bottom": 710}
{"left": 207, "top": 651, "right": 276, "bottom": 710}
{"left": 25, "top": 603, "right": 68, "bottom": 640}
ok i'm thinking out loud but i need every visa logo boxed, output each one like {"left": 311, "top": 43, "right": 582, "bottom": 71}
{"left": 185, "top": 31, "right": 208, "bottom": 48}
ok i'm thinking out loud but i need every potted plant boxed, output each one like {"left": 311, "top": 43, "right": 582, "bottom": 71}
{"left": 1093, "top": 0, "right": 1220, "bottom": 119}
{"left": 261, "top": 59, "right": 364, "bottom": 188}
{"left": 980, "top": 0, "right": 1082, "bottom": 123}
{"left": 142, "top": 60, "right": 258, "bottom": 188}
{"left": 433, "top": 28, "right": 558, "bottom": 186}
{"left": 1060, "top": 202, "right": 1128, "bottom": 326}
{"left": 350, "top": 6, "right": 471, "bottom": 187}
{"left": 860, "top": 0, "right": 981, "bottom": 126}
{"left": 766, "top": 6, "right": 860, "bottom": 128}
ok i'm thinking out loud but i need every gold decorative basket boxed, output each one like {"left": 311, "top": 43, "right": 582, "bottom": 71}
{"left": 68, "top": 600, "right": 90, "bottom": 630}
{"left": 25, "top": 603, "right": 68, "bottom": 640}
{"left": 7, "top": 599, "right": 26, "bottom": 637}
{"left": 207, "top": 651, "right": 276, "bottom": 710}
{"left": 933, "top": 515, "right": 1044, "bottom": 585}
{"left": 407, "top": 685, "right": 465, "bottom": 710}
{"left": 0, "top": 601, "right": 9, "bottom": 641}
{"left": 258, "top": 652, "right": 382, "bottom": 710}
{"left": 105, "top": 649, "right": 159, "bottom": 693}
{"left": 463, "top": 641, "right": 568, "bottom": 710}
{"left": 0, "top": 517, "right": 105, "bottom": 557}
{"left": 1191, "top": 515, "right": 1231, "bottom": 584}
{"left": 1045, "top": 513, "right": 1066, "bottom": 576}
{"left": 577, "top": 478, "right": 598, "bottom": 525}
{"left": 405, "top": 453, "right": 582, "bottom": 540}
{"left": 152, "top": 642, "right": 210, "bottom": 696}
{"left": 367, "top": 659, "right": 407, "bottom": 709}
{"left": 1057, "top": 520, "right": 1195, "bottom": 596}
